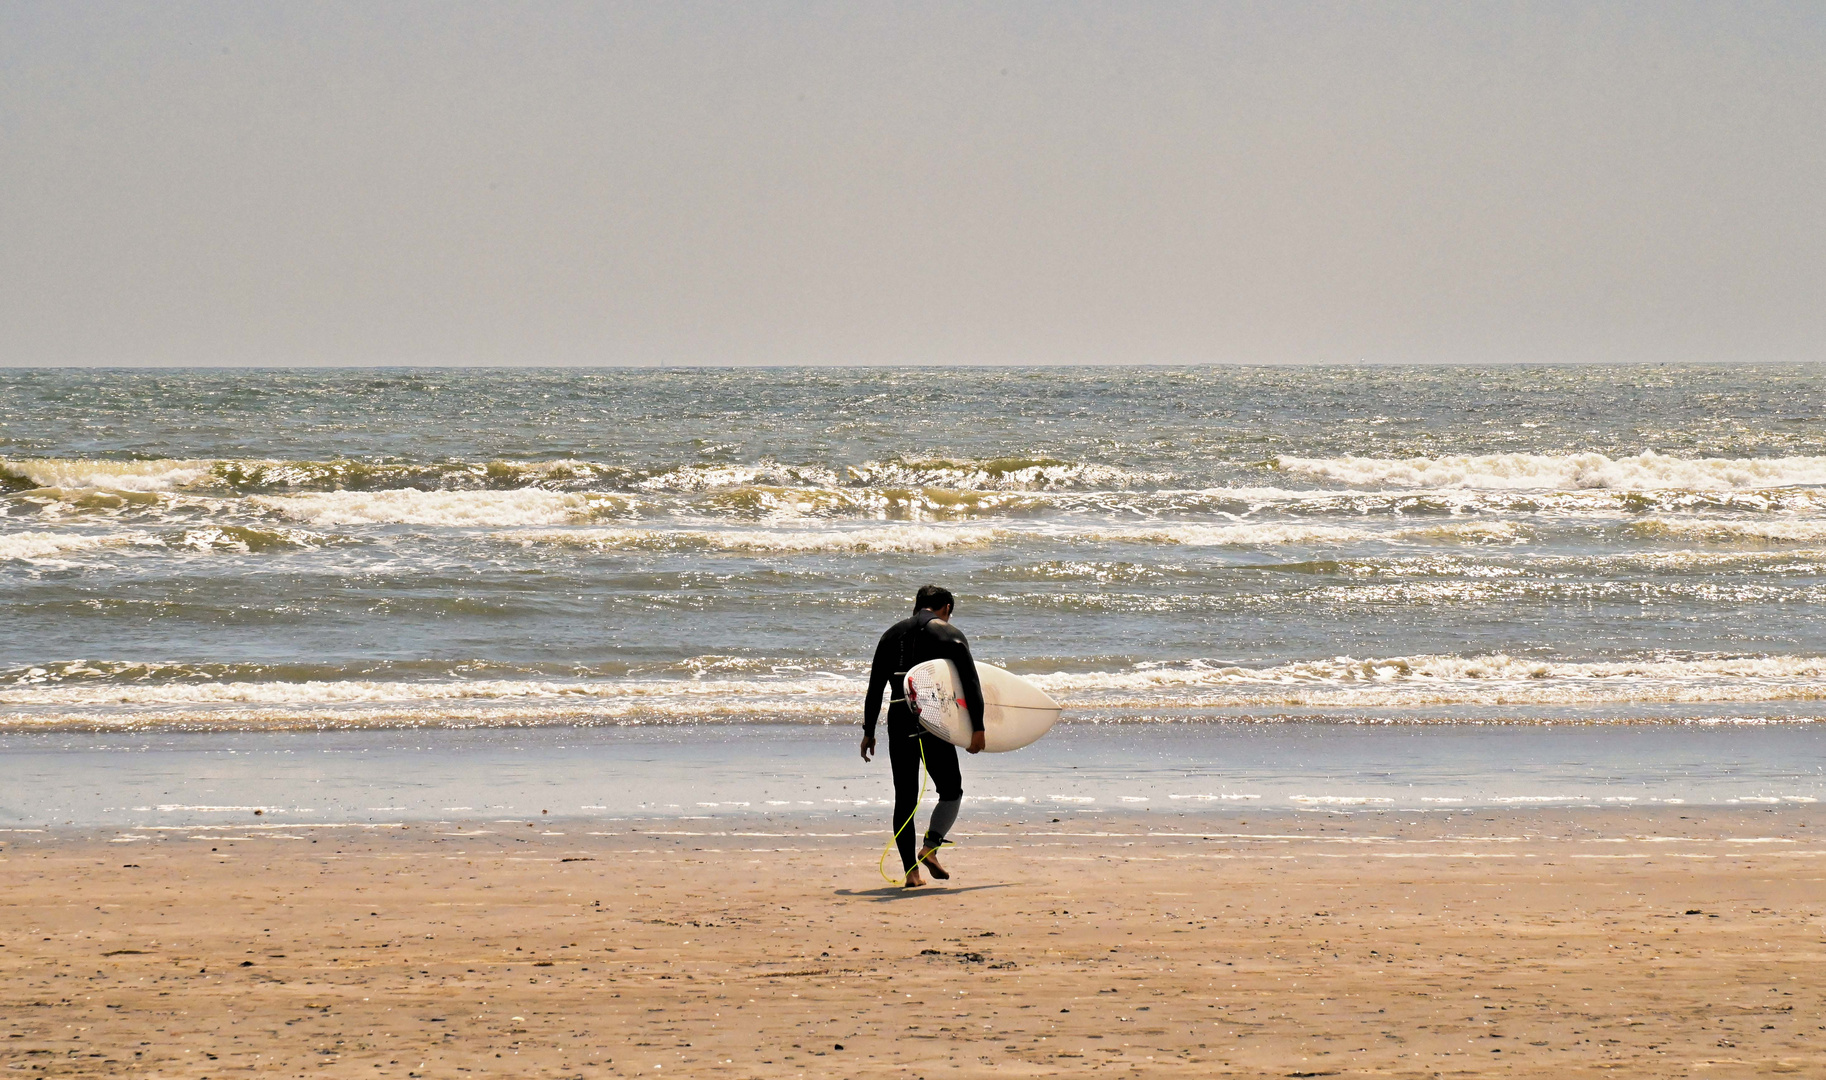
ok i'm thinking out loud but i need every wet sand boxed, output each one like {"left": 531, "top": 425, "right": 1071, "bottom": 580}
{"left": 3, "top": 808, "right": 1824, "bottom": 1078}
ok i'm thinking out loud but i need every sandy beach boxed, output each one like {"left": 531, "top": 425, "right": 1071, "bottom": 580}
{"left": 4, "top": 808, "right": 1823, "bottom": 1078}
{"left": 11, "top": 3, "right": 1826, "bottom": 1076}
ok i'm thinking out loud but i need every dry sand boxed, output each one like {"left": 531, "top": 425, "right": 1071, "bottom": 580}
{"left": 4, "top": 808, "right": 1824, "bottom": 1078}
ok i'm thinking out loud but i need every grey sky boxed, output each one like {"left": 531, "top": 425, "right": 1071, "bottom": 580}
{"left": 3, "top": 1, "right": 1823, "bottom": 366}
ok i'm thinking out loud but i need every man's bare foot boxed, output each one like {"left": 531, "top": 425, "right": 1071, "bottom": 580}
{"left": 918, "top": 847, "right": 949, "bottom": 880}
{"left": 903, "top": 869, "right": 926, "bottom": 888}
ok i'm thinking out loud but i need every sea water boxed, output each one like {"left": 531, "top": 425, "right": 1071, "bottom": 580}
{"left": 6, "top": 365, "right": 1826, "bottom": 816}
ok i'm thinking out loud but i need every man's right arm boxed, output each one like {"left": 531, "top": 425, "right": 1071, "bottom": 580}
{"left": 863, "top": 629, "right": 893, "bottom": 741}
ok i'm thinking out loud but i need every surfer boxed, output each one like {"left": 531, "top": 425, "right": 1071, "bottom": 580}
{"left": 862, "top": 585, "right": 986, "bottom": 887}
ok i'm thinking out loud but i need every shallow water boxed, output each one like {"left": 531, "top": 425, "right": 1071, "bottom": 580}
{"left": 8, "top": 364, "right": 1826, "bottom": 729}
{"left": 3, "top": 723, "right": 1821, "bottom": 828}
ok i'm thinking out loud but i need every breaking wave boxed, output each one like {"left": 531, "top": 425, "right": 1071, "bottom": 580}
{"left": 1, "top": 458, "right": 217, "bottom": 492}
{"left": 15, "top": 454, "right": 1826, "bottom": 536}
{"left": 845, "top": 457, "right": 1167, "bottom": 490}
{"left": 498, "top": 521, "right": 1522, "bottom": 554}
{"left": 1034, "top": 652, "right": 1826, "bottom": 690}
{"left": 8, "top": 651, "right": 1826, "bottom": 729}
{"left": 1275, "top": 451, "right": 1826, "bottom": 491}
{"left": 250, "top": 489, "right": 638, "bottom": 527}
{"left": 3, "top": 454, "right": 1165, "bottom": 497}
{"left": 632, "top": 462, "right": 842, "bottom": 492}
{"left": 0, "top": 673, "right": 857, "bottom": 709}
{"left": 166, "top": 525, "right": 328, "bottom": 552}
{"left": 0, "top": 526, "right": 331, "bottom": 564}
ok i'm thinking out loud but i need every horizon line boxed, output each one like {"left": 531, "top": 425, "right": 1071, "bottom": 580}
{"left": 2, "top": 358, "right": 1821, "bottom": 373}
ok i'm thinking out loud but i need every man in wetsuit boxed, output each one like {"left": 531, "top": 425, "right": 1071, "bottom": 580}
{"left": 861, "top": 585, "right": 986, "bottom": 887}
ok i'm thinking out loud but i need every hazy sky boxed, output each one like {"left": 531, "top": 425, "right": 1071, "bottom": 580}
{"left": 3, "top": 2, "right": 1823, "bottom": 366}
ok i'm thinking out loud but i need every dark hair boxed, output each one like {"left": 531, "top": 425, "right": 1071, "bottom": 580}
{"left": 914, "top": 584, "right": 954, "bottom": 613}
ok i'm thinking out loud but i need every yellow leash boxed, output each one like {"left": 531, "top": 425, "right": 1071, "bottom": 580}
{"left": 877, "top": 732, "right": 943, "bottom": 885}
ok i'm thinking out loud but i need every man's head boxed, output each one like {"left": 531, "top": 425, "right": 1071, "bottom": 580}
{"left": 914, "top": 584, "right": 955, "bottom": 618}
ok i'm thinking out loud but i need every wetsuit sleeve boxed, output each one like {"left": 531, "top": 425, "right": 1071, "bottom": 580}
{"left": 926, "top": 620, "right": 985, "bottom": 732}
{"left": 863, "top": 628, "right": 894, "bottom": 739}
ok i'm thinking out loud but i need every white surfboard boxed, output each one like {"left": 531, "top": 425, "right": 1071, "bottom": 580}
{"left": 902, "top": 660, "right": 1061, "bottom": 753}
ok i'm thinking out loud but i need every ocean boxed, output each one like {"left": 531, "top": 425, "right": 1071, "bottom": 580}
{"left": 5, "top": 364, "right": 1826, "bottom": 822}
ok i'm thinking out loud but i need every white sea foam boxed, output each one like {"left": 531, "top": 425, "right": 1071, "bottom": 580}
{"left": 0, "top": 525, "right": 330, "bottom": 564}
{"left": 660, "top": 483, "right": 1826, "bottom": 522}
{"left": 0, "top": 673, "right": 859, "bottom": 709}
{"left": 13, "top": 649, "right": 1826, "bottom": 727}
{"left": 0, "top": 531, "right": 140, "bottom": 563}
{"left": 1167, "top": 793, "right": 1262, "bottom": 801}
{"left": 1489, "top": 795, "right": 1588, "bottom": 804}
{"left": 171, "top": 525, "right": 326, "bottom": 552}
{"left": 251, "top": 489, "right": 635, "bottom": 527}
{"left": 636, "top": 462, "right": 842, "bottom": 492}
{"left": 847, "top": 458, "right": 1167, "bottom": 491}
{"left": 504, "top": 519, "right": 1524, "bottom": 554}
{"left": 1029, "top": 652, "right": 1826, "bottom": 693}
{"left": 1011, "top": 652, "right": 1826, "bottom": 710}
{"left": 1276, "top": 451, "right": 1826, "bottom": 491}
{"left": 1290, "top": 795, "right": 1394, "bottom": 805}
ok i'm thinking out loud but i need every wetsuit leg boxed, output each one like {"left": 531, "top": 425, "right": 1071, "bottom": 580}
{"left": 921, "top": 734, "right": 963, "bottom": 851}
{"left": 888, "top": 727, "right": 925, "bottom": 873}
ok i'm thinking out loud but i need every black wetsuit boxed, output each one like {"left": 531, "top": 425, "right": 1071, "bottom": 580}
{"left": 864, "top": 610, "right": 986, "bottom": 873}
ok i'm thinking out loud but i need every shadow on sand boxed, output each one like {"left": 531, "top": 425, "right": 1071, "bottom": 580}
{"left": 833, "top": 883, "right": 1013, "bottom": 902}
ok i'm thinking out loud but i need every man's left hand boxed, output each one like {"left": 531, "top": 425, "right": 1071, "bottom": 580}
{"left": 968, "top": 730, "right": 986, "bottom": 754}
